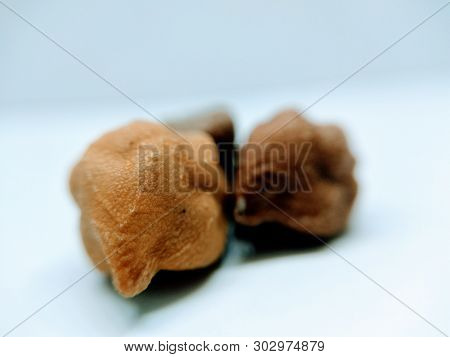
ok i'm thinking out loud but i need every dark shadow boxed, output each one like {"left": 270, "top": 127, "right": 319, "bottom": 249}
{"left": 100, "top": 225, "right": 239, "bottom": 316}
{"left": 100, "top": 221, "right": 344, "bottom": 315}
{"left": 131, "top": 263, "right": 220, "bottom": 314}
{"left": 234, "top": 222, "right": 342, "bottom": 262}
{"left": 102, "top": 248, "right": 228, "bottom": 316}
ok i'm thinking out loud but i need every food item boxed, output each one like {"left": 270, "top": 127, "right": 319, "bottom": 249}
{"left": 168, "top": 109, "right": 235, "bottom": 180}
{"left": 234, "top": 109, "right": 357, "bottom": 237}
{"left": 168, "top": 108, "right": 234, "bottom": 148}
{"left": 169, "top": 108, "right": 237, "bottom": 213}
{"left": 70, "top": 121, "right": 228, "bottom": 297}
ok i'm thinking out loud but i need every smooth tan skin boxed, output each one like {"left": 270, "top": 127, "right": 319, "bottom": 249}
{"left": 234, "top": 109, "right": 357, "bottom": 237}
{"left": 70, "top": 121, "right": 228, "bottom": 297}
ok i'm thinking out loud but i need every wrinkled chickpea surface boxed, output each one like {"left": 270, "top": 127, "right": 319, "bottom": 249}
{"left": 70, "top": 121, "right": 228, "bottom": 297}
{"left": 234, "top": 109, "right": 357, "bottom": 237}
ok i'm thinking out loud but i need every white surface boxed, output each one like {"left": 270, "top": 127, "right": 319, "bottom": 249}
{"left": 1, "top": 0, "right": 449, "bottom": 102}
{"left": 1, "top": 70, "right": 449, "bottom": 336}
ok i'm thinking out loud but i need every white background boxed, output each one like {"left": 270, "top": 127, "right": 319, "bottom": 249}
{"left": 0, "top": 0, "right": 449, "bottom": 336}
